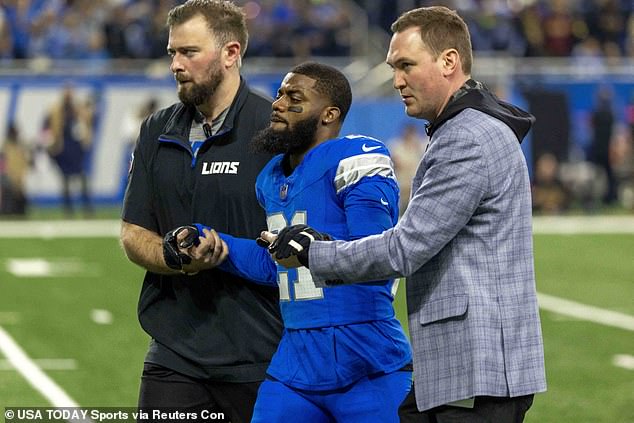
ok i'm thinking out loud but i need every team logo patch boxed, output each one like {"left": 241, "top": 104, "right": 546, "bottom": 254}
{"left": 280, "top": 184, "right": 288, "bottom": 200}
{"left": 201, "top": 161, "right": 239, "bottom": 175}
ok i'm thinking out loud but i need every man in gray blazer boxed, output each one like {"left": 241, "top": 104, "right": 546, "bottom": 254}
{"left": 263, "top": 6, "right": 546, "bottom": 423}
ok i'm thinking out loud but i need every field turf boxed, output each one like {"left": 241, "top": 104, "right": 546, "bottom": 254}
{"left": 0, "top": 217, "right": 632, "bottom": 422}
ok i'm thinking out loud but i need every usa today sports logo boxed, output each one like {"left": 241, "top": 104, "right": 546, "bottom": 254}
{"left": 4, "top": 408, "right": 227, "bottom": 422}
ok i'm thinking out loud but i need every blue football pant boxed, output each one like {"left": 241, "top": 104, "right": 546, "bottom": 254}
{"left": 251, "top": 370, "right": 412, "bottom": 423}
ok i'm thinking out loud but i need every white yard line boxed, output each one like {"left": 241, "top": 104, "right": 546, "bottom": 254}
{"left": 612, "top": 354, "right": 634, "bottom": 370}
{"left": 532, "top": 215, "right": 634, "bottom": 234}
{"left": 0, "top": 216, "right": 633, "bottom": 238}
{"left": 0, "top": 220, "right": 119, "bottom": 238}
{"left": 538, "top": 292, "right": 634, "bottom": 332}
{"left": 2, "top": 218, "right": 633, "bottom": 331}
{"left": 0, "top": 325, "right": 81, "bottom": 406}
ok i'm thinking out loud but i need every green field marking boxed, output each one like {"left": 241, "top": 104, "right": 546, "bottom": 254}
{"left": 0, "top": 326, "right": 81, "bottom": 407}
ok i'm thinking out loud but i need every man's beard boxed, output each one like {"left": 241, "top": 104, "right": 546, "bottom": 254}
{"left": 250, "top": 114, "right": 320, "bottom": 155}
{"left": 177, "top": 62, "right": 223, "bottom": 106}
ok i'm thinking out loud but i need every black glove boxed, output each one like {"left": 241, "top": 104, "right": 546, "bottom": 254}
{"left": 163, "top": 225, "right": 200, "bottom": 270}
{"left": 269, "top": 224, "right": 331, "bottom": 268}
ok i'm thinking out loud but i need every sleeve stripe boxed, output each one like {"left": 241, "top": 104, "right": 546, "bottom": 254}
{"left": 334, "top": 153, "right": 396, "bottom": 193}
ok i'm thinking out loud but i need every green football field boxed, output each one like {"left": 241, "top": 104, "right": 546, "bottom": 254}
{"left": 0, "top": 217, "right": 632, "bottom": 422}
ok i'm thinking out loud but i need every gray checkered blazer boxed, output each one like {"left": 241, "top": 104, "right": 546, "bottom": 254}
{"left": 309, "top": 108, "right": 547, "bottom": 412}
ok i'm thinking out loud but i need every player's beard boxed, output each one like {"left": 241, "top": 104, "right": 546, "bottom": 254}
{"left": 177, "top": 61, "right": 223, "bottom": 106}
{"left": 250, "top": 114, "right": 320, "bottom": 155}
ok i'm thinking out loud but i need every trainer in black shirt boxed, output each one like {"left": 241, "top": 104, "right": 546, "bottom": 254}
{"left": 120, "top": 2, "right": 283, "bottom": 422}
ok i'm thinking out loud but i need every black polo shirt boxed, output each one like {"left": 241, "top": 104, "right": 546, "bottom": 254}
{"left": 122, "top": 78, "right": 283, "bottom": 382}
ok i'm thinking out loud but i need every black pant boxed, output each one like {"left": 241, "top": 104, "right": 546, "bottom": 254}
{"left": 138, "top": 362, "right": 261, "bottom": 423}
{"left": 398, "top": 386, "right": 534, "bottom": 423}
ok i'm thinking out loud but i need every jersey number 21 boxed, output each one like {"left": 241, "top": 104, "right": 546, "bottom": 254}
{"left": 267, "top": 211, "right": 324, "bottom": 301}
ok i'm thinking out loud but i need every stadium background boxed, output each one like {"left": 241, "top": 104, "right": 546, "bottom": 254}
{"left": 0, "top": 1, "right": 633, "bottom": 422}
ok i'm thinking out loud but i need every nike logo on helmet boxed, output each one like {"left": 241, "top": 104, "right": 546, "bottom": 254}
{"left": 362, "top": 143, "right": 382, "bottom": 152}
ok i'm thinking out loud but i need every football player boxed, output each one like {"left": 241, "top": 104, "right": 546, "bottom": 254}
{"left": 166, "top": 62, "right": 412, "bottom": 423}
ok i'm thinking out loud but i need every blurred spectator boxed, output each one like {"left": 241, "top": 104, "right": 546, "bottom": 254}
{"left": 0, "top": 7, "right": 14, "bottom": 61}
{"left": 589, "top": 87, "right": 617, "bottom": 205}
{"left": 531, "top": 152, "right": 569, "bottom": 214}
{"left": 389, "top": 123, "right": 427, "bottom": 214}
{"left": 241, "top": 0, "right": 275, "bottom": 56}
{"left": 571, "top": 36, "right": 605, "bottom": 71}
{"left": 627, "top": 92, "right": 634, "bottom": 146}
{"left": 559, "top": 159, "right": 607, "bottom": 212}
{"left": 613, "top": 112, "right": 634, "bottom": 209}
{"left": 1, "top": 0, "right": 55, "bottom": 59}
{"left": 626, "top": 14, "right": 634, "bottom": 57}
{"left": 148, "top": 0, "right": 173, "bottom": 58}
{"left": 585, "top": 0, "right": 627, "bottom": 52}
{"left": 102, "top": 4, "right": 131, "bottom": 59}
{"left": 119, "top": 0, "right": 157, "bottom": 59}
{"left": 516, "top": 3, "right": 546, "bottom": 56}
{"left": 602, "top": 40, "right": 623, "bottom": 66}
{"left": 541, "top": 0, "right": 583, "bottom": 56}
{"left": 44, "top": 85, "right": 94, "bottom": 217}
{"left": 306, "top": 0, "right": 352, "bottom": 56}
{"left": 465, "top": 4, "right": 527, "bottom": 56}
{"left": 0, "top": 122, "right": 30, "bottom": 216}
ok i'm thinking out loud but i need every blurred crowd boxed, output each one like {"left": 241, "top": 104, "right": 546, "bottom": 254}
{"left": 371, "top": 0, "right": 634, "bottom": 60}
{"left": 0, "top": 0, "right": 354, "bottom": 62}
{"left": 2, "top": 0, "right": 634, "bottom": 216}
{"left": 0, "top": 0, "right": 633, "bottom": 63}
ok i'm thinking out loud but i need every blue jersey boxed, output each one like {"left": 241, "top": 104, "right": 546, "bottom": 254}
{"left": 217, "top": 135, "right": 411, "bottom": 390}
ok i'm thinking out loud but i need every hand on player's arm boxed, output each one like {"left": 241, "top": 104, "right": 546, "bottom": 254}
{"left": 259, "top": 225, "right": 331, "bottom": 269}
{"left": 184, "top": 227, "right": 228, "bottom": 269}
{"left": 163, "top": 225, "right": 228, "bottom": 275}
{"left": 258, "top": 230, "right": 302, "bottom": 268}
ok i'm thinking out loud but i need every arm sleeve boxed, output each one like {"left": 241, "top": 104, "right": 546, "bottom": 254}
{"left": 341, "top": 175, "right": 399, "bottom": 240}
{"left": 195, "top": 224, "right": 278, "bottom": 286}
{"left": 310, "top": 131, "right": 488, "bottom": 285}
